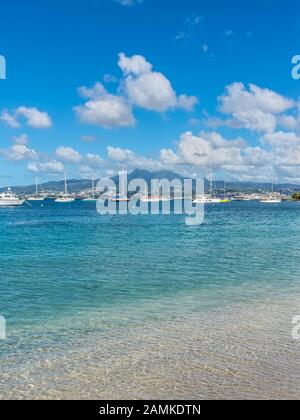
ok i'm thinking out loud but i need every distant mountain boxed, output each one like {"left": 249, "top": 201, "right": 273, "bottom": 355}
{"left": 0, "top": 179, "right": 95, "bottom": 195}
{"left": 1, "top": 169, "right": 300, "bottom": 194}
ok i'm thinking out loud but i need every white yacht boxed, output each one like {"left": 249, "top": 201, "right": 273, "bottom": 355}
{"left": 55, "top": 174, "right": 75, "bottom": 203}
{"left": 27, "top": 177, "right": 45, "bottom": 201}
{"left": 193, "top": 196, "right": 222, "bottom": 204}
{"left": 260, "top": 178, "right": 282, "bottom": 204}
{"left": 261, "top": 197, "right": 282, "bottom": 204}
{"left": 0, "top": 188, "right": 25, "bottom": 207}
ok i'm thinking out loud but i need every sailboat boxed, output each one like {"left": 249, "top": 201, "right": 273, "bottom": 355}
{"left": 55, "top": 174, "right": 75, "bottom": 203}
{"left": 27, "top": 177, "right": 45, "bottom": 201}
{"left": 260, "top": 178, "right": 282, "bottom": 203}
{"left": 193, "top": 162, "right": 222, "bottom": 204}
{"left": 82, "top": 179, "right": 97, "bottom": 202}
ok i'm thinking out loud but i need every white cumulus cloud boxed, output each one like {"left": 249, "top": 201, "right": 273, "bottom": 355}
{"left": 27, "top": 160, "right": 64, "bottom": 174}
{"left": 12, "top": 134, "right": 29, "bottom": 145}
{"left": 86, "top": 153, "right": 104, "bottom": 167}
{"left": 218, "top": 83, "right": 295, "bottom": 133}
{"left": 1, "top": 144, "right": 38, "bottom": 162}
{"left": 0, "top": 110, "right": 20, "bottom": 128}
{"left": 75, "top": 83, "right": 135, "bottom": 129}
{"left": 107, "top": 146, "right": 162, "bottom": 171}
{"left": 119, "top": 53, "right": 198, "bottom": 113}
{"left": 16, "top": 107, "right": 52, "bottom": 129}
{"left": 55, "top": 146, "right": 83, "bottom": 163}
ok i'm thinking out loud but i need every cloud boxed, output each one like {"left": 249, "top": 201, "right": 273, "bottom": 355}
{"left": 10, "top": 76, "right": 299, "bottom": 183}
{"left": 160, "top": 148, "right": 181, "bottom": 166}
{"left": 202, "top": 44, "right": 209, "bottom": 54}
{"left": 119, "top": 53, "right": 198, "bottom": 112}
{"left": 200, "top": 131, "right": 247, "bottom": 149}
{"left": 86, "top": 153, "right": 104, "bottom": 167}
{"left": 175, "top": 32, "right": 185, "bottom": 41}
{"left": 175, "top": 131, "right": 243, "bottom": 167}
{"left": 12, "top": 134, "right": 28, "bottom": 145}
{"left": 107, "top": 146, "right": 134, "bottom": 162}
{"left": 81, "top": 135, "right": 96, "bottom": 143}
{"left": 0, "top": 110, "right": 20, "bottom": 128}
{"left": 175, "top": 14, "right": 202, "bottom": 41}
{"left": 260, "top": 131, "right": 300, "bottom": 167}
{"left": 262, "top": 131, "right": 300, "bottom": 147}
{"left": 107, "top": 146, "right": 162, "bottom": 171}
{"left": 16, "top": 107, "right": 52, "bottom": 129}
{"left": 116, "top": 0, "right": 143, "bottom": 6}
{"left": 219, "top": 83, "right": 294, "bottom": 114}
{"left": 103, "top": 74, "right": 119, "bottom": 84}
{"left": 118, "top": 53, "right": 152, "bottom": 75}
{"left": 157, "top": 125, "right": 300, "bottom": 181}
{"left": 277, "top": 114, "right": 298, "bottom": 130}
{"left": 16, "top": 127, "right": 300, "bottom": 183}
{"left": 55, "top": 146, "right": 83, "bottom": 163}
{"left": 178, "top": 95, "right": 199, "bottom": 111}
{"left": 279, "top": 147, "right": 300, "bottom": 166}
{"left": 225, "top": 30, "right": 235, "bottom": 36}
{"left": 75, "top": 82, "right": 135, "bottom": 129}
{"left": 75, "top": 54, "right": 198, "bottom": 129}
{"left": 218, "top": 83, "right": 295, "bottom": 133}
{"left": 159, "top": 131, "right": 274, "bottom": 179}
{"left": 54, "top": 147, "right": 103, "bottom": 174}
{"left": 77, "top": 82, "right": 106, "bottom": 99}
{"left": 76, "top": 153, "right": 105, "bottom": 178}
{"left": 27, "top": 160, "right": 64, "bottom": 174}
{"left": 233, "top": 109, "right": 277, "bottom": 134}
{"left": 1, "top": 144, "right": 38, "bottom": 162}
{"left": 123, "top": 71, "right": 178, "bottom": 112}
{"left": 0, "top": 107, "right": 52, "bottom": 129}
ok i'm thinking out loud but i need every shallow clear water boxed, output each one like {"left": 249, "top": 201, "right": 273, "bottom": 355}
{"left": 0, "top": 200, "right": 299, "bottom": 399}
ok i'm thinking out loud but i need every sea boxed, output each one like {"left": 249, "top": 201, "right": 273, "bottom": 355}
{"left": 0, "top": 200, "right": 299, "bottom": 399}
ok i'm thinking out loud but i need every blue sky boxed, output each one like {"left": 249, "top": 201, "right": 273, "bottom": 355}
{"left": 1, "top": 0, "right": 300, "bottom": 185}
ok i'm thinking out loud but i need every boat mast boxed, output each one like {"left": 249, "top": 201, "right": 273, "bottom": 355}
{"left": 92, "top": 178, "right": 95, "bottom": 199}
{"left": 64, "top": 173, "right": 68, "bottom": 197}
{"left": 210, "top": 161, "right": 213, "bottom": 197}
{"left": 35, "top": 177, "right": 38, "bottom": 198}
{"left": 271, "top": 177, "right": 274, "bottom": 194}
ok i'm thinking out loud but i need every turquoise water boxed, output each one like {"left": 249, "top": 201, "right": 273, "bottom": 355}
{"left": 0, "top": 200, "right": 300, "bottom": 399}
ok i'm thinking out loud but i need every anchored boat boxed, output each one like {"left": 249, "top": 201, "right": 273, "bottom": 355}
{"left": 55, "top": 174, "right": 75, "bottom": 203}
{"left": 0, "top": 188, "right": 25, "bottom": 207}
{"left": 27, "top": 177, "right": 45, "bottom": 202}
